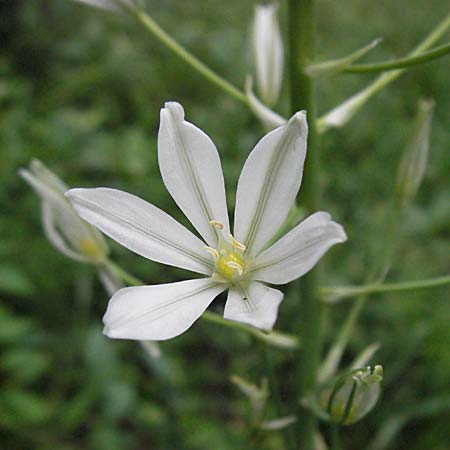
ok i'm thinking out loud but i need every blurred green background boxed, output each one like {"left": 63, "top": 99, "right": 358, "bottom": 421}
{"left": 1, "top": 1, "right": 449, "bottom": 449}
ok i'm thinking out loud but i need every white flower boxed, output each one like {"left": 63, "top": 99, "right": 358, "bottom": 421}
{"left": 19, "top": 160, "right": 108, "bottom": 264}
{"left": 66, "top": 102, "right": 346, "bottom": 341}
{"left": 253, "top": 4, "right": 284, "bottom": 107}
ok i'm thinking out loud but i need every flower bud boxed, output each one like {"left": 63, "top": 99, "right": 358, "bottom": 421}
{"left": 19, "top": 160, "right": 108, "bottom": 264}
{"left": 395, "top": 99, "right": 434, "bottom": 208}
{"left": 253, "top": 3, "right": 284, "bottom": 107}
{"left": 319, "top": 365, "right": 383, "bottom": 425}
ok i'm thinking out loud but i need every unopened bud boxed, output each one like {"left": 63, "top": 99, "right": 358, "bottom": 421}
{"left": 395, "top": 99, "right": 434, "bottom": 208}
{"left": 19, "top": 160, "right": 108, "bottom": 264}
{"left": 253, "top": 3, "right": 284, "bottom": 107}
{"left": 319, "top": 365, "right": 383, "bottom": 425}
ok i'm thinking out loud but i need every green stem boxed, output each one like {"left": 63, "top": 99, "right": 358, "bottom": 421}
{"left": 345, "top": 42, "right": 450, "bottom": 73}
{"left": 321, "top": 275, "right": 450, "bottom": 302}
{"left": 288, "top": 1, "right": 321, "bottom": 449}
{"left": 330, "top": 423, "right": 342, "bottom": 450}
{"left": 131, "top": 8, "right": 248, "bottom": 105}
{"left": 202, "top": 311, "right": 299, "bottom": 350}
{"left": 105, "top": 259, "right": 143, "bottom": 286}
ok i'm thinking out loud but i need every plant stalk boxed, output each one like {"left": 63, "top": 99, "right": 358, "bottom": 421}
{"left": 288, "top": 1, "right": 321, "bottom": 449}
{"left": 132, "top": 8, "right": 248, "bottom": 105}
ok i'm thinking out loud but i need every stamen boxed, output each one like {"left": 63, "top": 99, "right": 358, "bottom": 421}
{"left": 226, "top": 261, "right": 244, "bottom": 276}
{"left": 209, "top": 220, "right": 224, "bottom": 230}
{"left": 204, "top": 246, "right": 219, "bottom": 261}
{"left": 229, "top": 234, "right": 246, "bottom": 251}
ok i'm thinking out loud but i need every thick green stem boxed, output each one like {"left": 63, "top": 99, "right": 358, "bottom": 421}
{"left": 288, "top": 1, "right": 321, "bottom": 449}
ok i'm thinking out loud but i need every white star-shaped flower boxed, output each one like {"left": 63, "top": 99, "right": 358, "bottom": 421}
{"left": 66, "top": 102, "right": 347, "bottom": 341}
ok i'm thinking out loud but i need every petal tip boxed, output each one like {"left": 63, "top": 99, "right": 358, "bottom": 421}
{"left": 161, "top": 101, "right": 185, "bottom": 122}
{"left": 288, "top": 110, "right": 308, "bottom": 136}
{"left": 337, "top": 224, "right": 348, "bottom": 242}
{"left": 64, "top": 188, "right": 78, "bottom": 201}
{"left": 329, "top": 220, "right": 348, "bottom": 244}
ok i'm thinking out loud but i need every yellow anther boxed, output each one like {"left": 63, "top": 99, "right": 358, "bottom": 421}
{"left": 209, "top": 220, "right": 224, "bottom": 230}
{"left": 229, "top": 234, "right": 246, "bottom": 251}
{"left": 204, "top": 246, "right": 219, "bottom": 261}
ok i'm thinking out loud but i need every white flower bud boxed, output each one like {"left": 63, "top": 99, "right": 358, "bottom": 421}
{"left": 395, "top": 99, "right": 434, "bottom": 208}
{"left": 319, "top": 365, "right": 383, "bottom": 425}
{"left": 253, "top": 4, "right": 284, "bottom": 107}
{"left": 19, "top": 160, "right": 108, "bottom": 264}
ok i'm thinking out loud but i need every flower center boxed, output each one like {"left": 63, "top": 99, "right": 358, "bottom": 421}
{"left": 217, "top": 250, "right": 245, "bottom": 279}
{"left": 205, "top": 220, "right": 248, "bottom": 283}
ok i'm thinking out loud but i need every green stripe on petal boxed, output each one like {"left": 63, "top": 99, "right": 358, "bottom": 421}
{"left": 234, "top": 111, "right": 308, "bottom": 257}
{"left": 158, "top": 102, "right": 230, "bottom": 247}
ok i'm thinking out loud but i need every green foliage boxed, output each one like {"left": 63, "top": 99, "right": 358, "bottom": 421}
{"left": 0, "top": 0, "right": 448, "bottom": 449}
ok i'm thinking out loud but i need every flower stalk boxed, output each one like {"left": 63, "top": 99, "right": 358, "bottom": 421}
{"left": 321, "top": 275, "right": 450, "bottom": 303}
{"left": 130, "top": 8, "right": 248, "bottom": 105}
{"left": 318, "top": 13, "right": 450, "bottom": 132}
{"left": 288, "top": 0, "right": 322, "bottom": 448}
{"left": 344, "top": 41, "right": 450, "bottom": 74}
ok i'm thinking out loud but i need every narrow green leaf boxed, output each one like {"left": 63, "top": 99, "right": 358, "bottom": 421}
{"left": 305, "top": 38, "right": 382, "bottom": 77}
{"left": 345, "top": 42, "right": 450, "bottom": 73}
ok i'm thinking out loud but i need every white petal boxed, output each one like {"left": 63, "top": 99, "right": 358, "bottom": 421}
{"left": 30, "top": 159, "right": 68, "bottom": 193}
{"left": 66, "top": 187, "right": 213, "bottom": 275}
{"left": 103, "top": 278, "right": 226, "bottom": 340}
{"left": 251, "top": 212, "right": 347, "bottom": 285}
{"left": 20, "top": 168, "right": 72, "bottom": 211}
{"left": 224, "top": 281, "right": 283, "bottom": 331}
{"left": 41, "top": 202, "right": 88, "bottom": 262}
{"left": 158, "top": 102, "right": 230, "bottom": 247}
{"left": 234, "top": 111, "right": 308, "bottom": 257}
